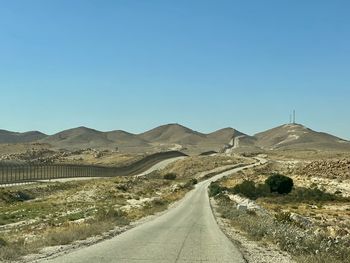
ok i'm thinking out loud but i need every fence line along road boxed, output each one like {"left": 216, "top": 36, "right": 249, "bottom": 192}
{"left": 0, "top": 151, "right": 187, "bottom": 185}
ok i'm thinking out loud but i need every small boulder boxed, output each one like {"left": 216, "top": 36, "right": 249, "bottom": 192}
{"left": 237, "top": 204, "right": 248, "bottom": 211}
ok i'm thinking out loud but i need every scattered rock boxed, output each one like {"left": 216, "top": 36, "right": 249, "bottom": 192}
{"left": 237, "top": 204, "right": 248, "bottom": 211}
{"left": 228, "top": 194, "right": 267, "bottom": 214}
{"left": 299, "top": 159, "right": 350, "bottom": 180}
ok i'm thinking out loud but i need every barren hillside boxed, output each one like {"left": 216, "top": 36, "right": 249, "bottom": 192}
{"left": 138, "top": 124, "right": 206, "bottom": 145}
{"left": 0, "top": 129, "right": 47, "bottom": 143}
{"left": 254, "top": 123, "right": 350, "bottom": 151}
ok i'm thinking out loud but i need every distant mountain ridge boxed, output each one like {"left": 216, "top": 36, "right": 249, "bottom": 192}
{"left": 1, "top": 123, "right": 349, "bottom": 153}
{"left": 0, "top": 129, "right": 47, "bottom": 144}
{"left": 36, "top": 126, "right": 153, "bottom": 152}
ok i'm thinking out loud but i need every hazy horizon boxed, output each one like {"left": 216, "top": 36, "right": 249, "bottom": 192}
{"left": 1, "top": 1, "right": 349, "bottom": 139}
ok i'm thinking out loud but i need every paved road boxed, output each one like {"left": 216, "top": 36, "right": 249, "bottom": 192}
{"left": 135, "top": 156, "right": 186, "bottom": 177}
{"left": 42, "top": 163, "right": 258, "bottom": 263}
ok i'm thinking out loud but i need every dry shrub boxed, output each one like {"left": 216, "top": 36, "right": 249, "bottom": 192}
{"left": 163, "top": 173, "right": 177, "bottom": 180}
{"left": 44, "top": 222, "right": 112, "bottom": 246}
{"left": 0, "top": 238, "right": 28, "bottom": 261}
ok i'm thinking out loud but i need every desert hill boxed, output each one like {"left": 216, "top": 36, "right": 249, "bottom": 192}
{"left": 0, "top": 129, "right": 47, "bottom": 144}
{"left": 254, "top": 123, "right": 350, "bottom": 151}
{"left": 39, "top": 127, "right": 115, "bottom": 150}
{"left": 138, "top": 124, "right": 206, "bottom": 145}
{"left": 106, "top": 130, "right": 149, "bottom": 147}
{"left": 206, "top": 128, "right": 244, "bottom": 144}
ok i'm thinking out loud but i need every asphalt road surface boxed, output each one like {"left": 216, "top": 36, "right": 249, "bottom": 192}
{"left": 135, "top": 156, "right": 187, "bottom": 177}
{"left": 42, "top": 163, "right": 258, "bottom": 263}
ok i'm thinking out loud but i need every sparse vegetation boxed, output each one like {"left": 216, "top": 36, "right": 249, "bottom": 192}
{"left": 213, "top": 155, "right": 350, "bottom": 263}
{"left": 215, "top": 194, "right": 350, "bottom": 263}
{"left": 262, "top": 186, "right": 345, "bottom": 205}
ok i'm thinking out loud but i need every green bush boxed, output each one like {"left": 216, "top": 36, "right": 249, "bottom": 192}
{"left": 190, "top": 178, "right": 198, "bottom": 185}
{"left": 231, "top": 180, "right": 270, "bottom": 200}
{"left": 293, "top": 187, "right": 335, "bottom": 202}
{"left": 182, "top": 178, "right": 198, "bottom": 190}
{"left": 163, "top": 173, "right": 177, "bottom": 180}
{"left": 281, "top": 187, "right": 340, "bottom": 203}
{"left": 274, "top": 211, "right": 292, "bottom": 223}
{"left": 0, "top": 237, "right": 7, "bottom": 247}
{"left": 256, "top": 183, "right": 270, "bottom": 196}
{"left": 151, "top": 198, "right": 167, "bottom": 206}
{"left": 0, "top": 190, "right": 34, "bottom": 203}
{"left": 265, "top": 174, "right": 293, "bottom": 194}
{"left": 232, "top": 180, "right": 256, "bottom": 198}
{"left": 208, "top": 182, "right": 226, "bottom": 197}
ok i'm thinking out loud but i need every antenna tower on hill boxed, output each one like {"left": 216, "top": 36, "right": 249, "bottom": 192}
{"left": 293, "top": 110, "right": 296, "bottom": 124}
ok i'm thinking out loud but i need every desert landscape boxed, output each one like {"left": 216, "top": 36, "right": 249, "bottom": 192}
{"left": 2, "top": 1, "right": 349, "bottom": 262}
{"left": 0, "top": 122, "right": 349, "bottom": 262}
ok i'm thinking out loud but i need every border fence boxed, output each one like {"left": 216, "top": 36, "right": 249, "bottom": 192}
{"left": 0, "top": 151, "right": 187, "bottom": 185}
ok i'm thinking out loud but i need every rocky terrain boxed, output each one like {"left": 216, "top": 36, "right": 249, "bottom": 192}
{"left": 298, "top": 159, "right": 350, "bottom": 179}
{"left": 0, "top": 148, "right": 141, "bottom": 167}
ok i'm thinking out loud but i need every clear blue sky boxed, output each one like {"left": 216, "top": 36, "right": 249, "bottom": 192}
{"left": 1, "top": 0, "right": 349, "bottom": 139}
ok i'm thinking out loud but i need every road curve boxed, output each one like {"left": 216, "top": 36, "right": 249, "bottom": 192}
{"left": 135, "top": 156, "right": 187, "bottom": 177}
{"left": 42, "top": 163, "right": 258, "bottom": 263}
